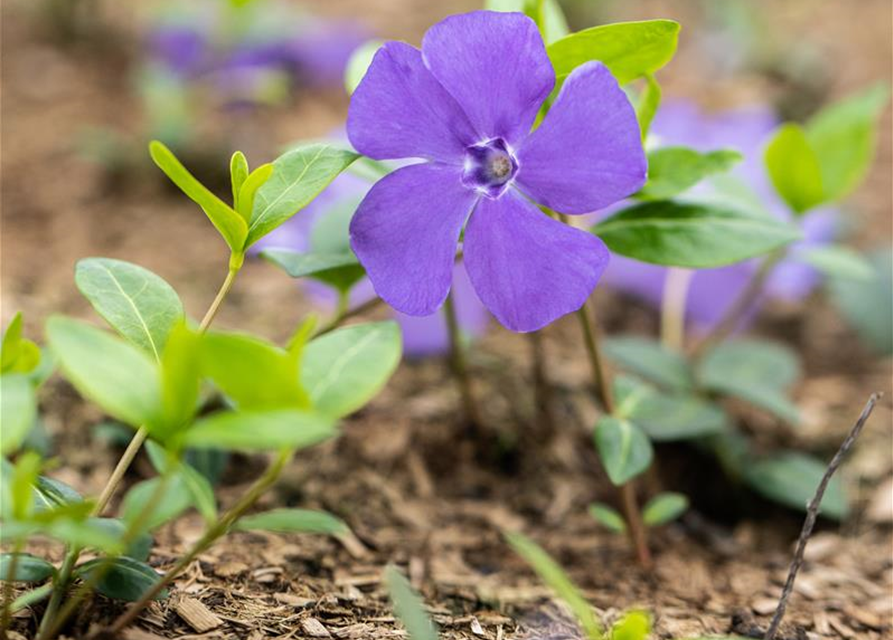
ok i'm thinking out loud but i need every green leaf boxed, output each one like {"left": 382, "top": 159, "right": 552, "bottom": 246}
{"left": 637, "top": 147, "right": 742, "bottom": 200}
{"left": 806, "top": 83, "right": 889, "bottom": 202}
{"left": 603, "top": 337, "right": 692, "bottom": 391}
{"left": 42, "top": 519, "right": 125, "bottom": 554}
{"left": 120, "top": 475, "right": 192, "bottom": 533}
{"left": 247, "top": 143, "right": 359, "bottom": 247}
{"left": 765, "top": 123, "right": 825, "bottom": 214}
{"left": 156, "top": 322, "right": 201, "bottom": 439}
{"left": 149, "top": 141, "right": 248, "bottom": 253}
{"left": 75, "top": 556, "right": 167, "bottom": 602}
{"left": 744, "top": 452, "right": 848, "bottom": 520}
{"left": 1, "top": 313, "right": 40, "bottom": 374}
{"left": 594, "top": 416, "right": 653, "bottom": 485}
{"left": 1, "top": 375, "right": 36, "bottom": 455}
{"left": 0, "top": 553, "right": 56, "bottom": 582}
{"left": 828, "top": 248, "right": 893, "bottom": 354}
{"left": 628, "top": 390, "right": 729, "bottom": 441}
{"left": 234, "top": 508, "right": 348, "bottom": 535}
{"left": 593, "top": 201, "right": 801, "bottom": 268}
{"left": 75, "top": 258, "right": 183, "bottom": 361}
{"left": 383, "top": 565, "right": 438, "bottom": 640}
{"left": 183, "top": 409, "right": 337, "bottom": 452}
{"left": 145, "top": 441, "right": 217, "bottom": 524}
{"left": 33, "top": 476, "right": 83, "bottom": 510}
{"left": 261, "top": 249, "right": 365, "bottom": 293}
{"left": 237, "top": 163, "right": 274, "bottom": 220}
{"left": 201, "top": 331, "right": 308, "bottom": 410}
{"left": 610, "top": 610, "right": 652, "bottom": 640}
{"left": 794, "top": 245, "right": 874, "bottom": 281}
{"left": 345, "top": 39, "right": 384, "bottom": 94}
{"left": 505, "top": 532, "right": 603, "bottom": 640}
{"left": 46, "top": 317, "right": 161, "bottom": 428}
{"left": 698, "top": 339, "right": 801, "bottom": 424}
{"left": 86, "top": 518, "right": 153, "bottom": 561}
{"left": 548, "top": 20, "right": 680, "bottom": 85}
{"left": 642, "top": 492, "right": 689, "bottom": 526}
{"left": 485, "top": 0, "right": 569, "bottom": 44}
{"left": 587, "top": 502, "right": 626, "bottom": 534}
{"left": 230, "top": 150, "right": 250, "bottom": 212}
{"left": 302, "top": 322, "right": 402, "bottom": 418}
{"left": 636, "top": 74, "right": 661, "bottom": 141}
{"left": 11, "top": 451, "right": 42, "bottom": 520}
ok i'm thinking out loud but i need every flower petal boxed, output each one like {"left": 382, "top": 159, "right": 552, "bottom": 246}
{"left": 421, "top": 11, "right": 554, "bottom": 146}
{"left": 516, "top": 61, "right": 646, "bottom": 214}
{"left": 463, "top": 191, "right": 609, "bottom": 332}
{"left": 349, "top": 162, "right": 478, "bottom": 315}
{"left": 347, "top": 41, "right": 477, "bottom": 163}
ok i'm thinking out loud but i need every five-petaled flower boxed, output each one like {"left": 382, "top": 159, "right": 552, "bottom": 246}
{"left": 347, "top": 11, "right": 646, "bottom": 332}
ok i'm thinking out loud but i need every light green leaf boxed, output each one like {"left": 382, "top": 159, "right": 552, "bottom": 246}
{"left": 46, "top": 317, "right": 161, "bottom": 428}
{"left": 2, "top": 313, "right": 38, "bottom": 374}
{"left": 795, "top": 245, "right": 874, "bottom": 281}
{"left": 345, "top": 39, "right": 384, "bottom": 94}
{"left": 610, "top": 610, "right": 652, "bottom": 640}
{"left": 157, "top": 322, "right": 201, "bottom": 439}
{"left": 828, "top": 248, "right": 893, "bottom": 354}
{"left": 505, "top": 532, "right": 603, "bottom": 640}
{"left": 230, "top": 150, "right": 250, "bottom": 212}
{"left": 1, "top": 375, "right": 36, "bottom": 456}
{"left": 120, "top": 475, "right": 192, "bottom": 533}
{"left": 200, "top": 331, "right": 308, "bottom": 410}
{"left": 628, "top": 391, "right": 729, "bottom": 441}
{"left": 237, "top": 163, "right": 274, "bottom": 220}
{"left": 637, "top": 147, "right": 742, "bottom": 201}
{"left": 548, "top": 20, "right": 680, "bottom": 85}
{"left": 765, "top": 123, "right": 825, "bottom": 215}
{"left": 637, "top": 74, "right": 661, "bottom": 141}
{"left": 302, "top": 322, "right": 402, "bottom": 418}
{"left": 594, "top": 416, "right": 653, "bottom": 485}
{"left": 485, "top": 0, "right": 569, "bottom": 44}
{"left": 806, "top": 83, "right": 889, "bottom": 202}
{"left": 698, "top": 339, "right": 801, "bottom": 424}
{"left": 183, "top": 409, "right": 337, "bottom": 452}
{"left": 75, "top": 258, "right": 183, "bottom": 361}
{"left": 593, "top": 201, "right": 801, "bottom": 268}
{"left": 145, "top": 441, "right": 217, "bottom": 525}
{"left": 86, "top": 518, "right": 153, "bottom": 561}
{"left": 234, "top": 508, "right": 348, "bottom": 535}
{"left": 75, "top": 557, "right": 167, "bottom": 602}
{"left": 642, "top": 492, "right": 689, "bottom": 526}
{"left": 261, "top": 249, "right": 365, "bottom": 294}
{"left": 149, "top": 141, "right": 248, "bottom": 252}
{"left": 247, "top": 144, "right": 359, "bottom": 246}
{"left": 587, "top": 502, "right": 626, "bottom": 534}
{"left": 384, "top": 565, "right": 438, "bottom": 640}
{"left": 43, "top": 519, "right": 126, "bottom": 554}
{"left": 603, "top": 337, "right": 692, "bottom": 391}
{"left": 745, "top": 452, "right": 848, "bottom": 520}
{"left": 0, "top": 553, "right": 56, "bottom": 582}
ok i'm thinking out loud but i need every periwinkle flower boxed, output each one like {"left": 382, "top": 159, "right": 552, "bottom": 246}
{"left": 598, "top": 101, "right": 839, "bottom": 330}
{"left": 347, "top": 11, "right": 646, "bottom": 332}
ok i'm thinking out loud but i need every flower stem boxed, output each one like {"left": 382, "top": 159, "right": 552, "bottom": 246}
{"left": 315, "top": 297, "right": 384, "bottom": 338}
{"left": 105, "top": 450, "right": 291, "bottom": 635}
{"left": 575, "top": 302, "right": 652, "bottom": 568}
{"left": 689, "top": 250, "right": 784, "bottom": 358}
{"left": 444, "top": 292, "right": 482, "bottom": 428}
{"left": 660, "top": 268, "right": 692, "bottom": 352}
{"left": 35, "top": 264, "right": 242, "bottom": 639}
{"left": 528, "top": 331, "right": 555, "bottom": 434}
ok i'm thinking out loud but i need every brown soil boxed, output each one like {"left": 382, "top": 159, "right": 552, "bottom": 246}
{"left": 2, "top": 1, "right": 892, "bottom": 639}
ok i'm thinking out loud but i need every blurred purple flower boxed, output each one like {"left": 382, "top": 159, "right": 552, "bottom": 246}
{"left": 346, "top": 11, "right": 646, "bottom": 333}
{"left": 598, "top": 101, "right": 839, "bottom": 330}
{"left": 253, "top": 171, "right": 490, "bottom": 358}
{"left": 148, "top": 25, "right": 207, "bottom": 77}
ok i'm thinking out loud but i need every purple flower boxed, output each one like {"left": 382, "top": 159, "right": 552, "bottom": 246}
{"left": 597, "top": 101, "right": 839, "bottom": 330}
{"left": 252, "top": 171, "right": 490, "bottom": 358}
{"left": 346, "top": 11, "right": 646, "bottom": 333}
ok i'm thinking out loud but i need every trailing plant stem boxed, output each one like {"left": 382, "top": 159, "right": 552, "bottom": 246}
{"left": 690, "top": 250, "right": 784, "bottom": 358}
{"left": 106, "top": 449, "right": 292, "bottom": 635}
{"left": 36, "top": 265, "right": 242, "bottom": 638}
{"left": 444, "top": 292, "right": 482, "bottom": 427}
{"left": 661, "top": 268, "right": 693, "bottom": 352}
{"left": 575, "top": 303, "right": 652, "bottom": 568}
{"left": 315, "top": 297, "right": 384, "bottom": 337}
{"left": 0, "top": 540, "right": 25, "bottom": 637}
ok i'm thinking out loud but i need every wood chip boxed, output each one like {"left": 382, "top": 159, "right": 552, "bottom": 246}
{"left": 470, "top": 617, "right": 485, "bottom": 635}
{"left": 274, "top": 593, "right": 316, "bottom": 608}
{"left": 174, "top": 596, "right": 223, "bottom": 633}
{"left": 122, "top": 629, "right": 167, "bottom": 640}
{"left": 751, "top": 597, "right": 779, "bottom": 616}
{"left": 214, "top": 560, "right": 248, "bottom": 577}
{"left": 302, "top": 617, "right": 333, "bottom": 638}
